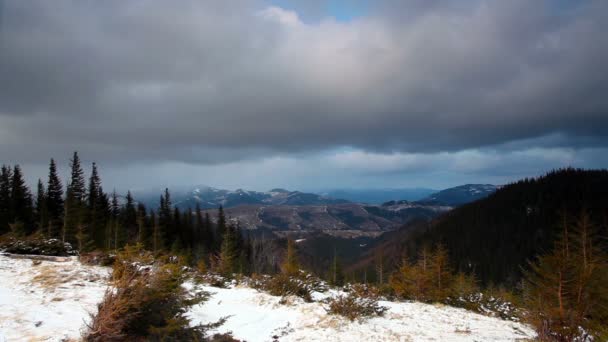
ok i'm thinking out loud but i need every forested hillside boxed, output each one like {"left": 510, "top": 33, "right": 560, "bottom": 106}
{"left": 351, "top": 169, "right": 608, "bottom": 287}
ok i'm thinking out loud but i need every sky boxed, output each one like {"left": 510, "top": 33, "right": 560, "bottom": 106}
{"left": 0, "top": 0, "right": 607, "bottom": 192}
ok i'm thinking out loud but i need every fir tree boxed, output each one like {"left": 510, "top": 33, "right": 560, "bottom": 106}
{"left": 46, "top": 158, "right": 64, "bottom": 238}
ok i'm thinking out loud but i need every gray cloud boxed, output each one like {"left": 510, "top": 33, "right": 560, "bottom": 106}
{"left": 0, "top": 0, "right": 607, "bottom": 189}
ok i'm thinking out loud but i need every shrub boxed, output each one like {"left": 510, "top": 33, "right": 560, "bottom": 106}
{"left": 0, "top": 235, "right": 77, "bottom": 256}
{"left": 250, "top": 271, "right": 327, "bottom": 303}
{"left": 84, "top": 245, "right": 220, "bottom": 341}
{"left": 326, "top": 284, "right": 387, "bottom": 321}
{"left": 79, "top": 251, "right": 116, "bottom": 266}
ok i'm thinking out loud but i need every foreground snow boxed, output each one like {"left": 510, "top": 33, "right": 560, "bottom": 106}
{"left": 0, "top": 255, "right": 110, "bottom": 341}
{"left": 0, "top": 255, "right": 534, "bottom": 342}
{"left": 187, "top": 283, "right": 535, "bottom": 342}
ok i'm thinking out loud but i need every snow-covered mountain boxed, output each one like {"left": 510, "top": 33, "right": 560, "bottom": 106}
{"left": 135, "top": 186, "right": 350, "bottom": 210}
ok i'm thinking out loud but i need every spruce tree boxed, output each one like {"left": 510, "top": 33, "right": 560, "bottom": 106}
{"left": 46, "top": 158, "right": 64, "bottom": 238}
{"left": 10, "top": 165, "right": 34, "bottom": 235}
{"left": 0, "top": 165, "right": 13, "bottom": 234}
{"left": 87, "top": 163, "right": 106, "bottom": 248}
{"left": 64, "top": 152, "right": 87, "bottom": 244}
{"left": 35, "top": 179, "right": 48, "bottom": 232}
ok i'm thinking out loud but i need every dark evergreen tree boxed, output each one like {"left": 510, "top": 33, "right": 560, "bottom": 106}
{"left": 10, "top": 165, "right": 34, "bottom": 235}
{"left": 122, "top": 191, "right": 137, "bottom": 242}
{"left": 87, "top": 163, "right": 107, "bottom": 249}
{"left": 46, "top": 158, "right": 64, "bottom": 238}
{"left": 218, "top": 224, "right": 238, "bottom": 276}
{"left": 159, "top": 188, "right": 173, "bottom": 249}
{"left": 204, "top": 212, "right": 214, "bottom": 251}
{"left": 35, "top": 179, "right": 48, "bottom": 232}
{"left": 0, "top": 165, "right": 12, "bottom": 234}
{"left": 63, "top": 152, "right": 87, "bottom": 244}
{"left": 215, "top": 205, "right": 227, "bottom": 251}
{"left": 136, "top": 203, "right": 148, "bottom": 247}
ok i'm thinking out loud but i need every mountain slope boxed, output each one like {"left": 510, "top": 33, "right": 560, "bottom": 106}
{"left": 201, "top": 202, "right": 449, "bottom": 238}
{"left": 418, "top": 184, "right": 498, "bottom": 206}
{"left": 319, "top": 188, "right": 437, "bottom": 204}
{"left": 350, "top": 169, "right": 608, "bottom": 286}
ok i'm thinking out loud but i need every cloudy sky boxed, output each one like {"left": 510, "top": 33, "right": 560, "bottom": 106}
{"left": 0, "top": 0, "right": 607, "bottom": 192}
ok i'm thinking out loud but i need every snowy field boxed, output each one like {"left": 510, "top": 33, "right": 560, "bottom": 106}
{"left": 0, "top": 255, "right": 534, "bottom": 341}
{"left": 0, "top": 255, "right": 110, "bottom": 341}
{"left": 187, "top": 284, "right": 536, "bottom": 342}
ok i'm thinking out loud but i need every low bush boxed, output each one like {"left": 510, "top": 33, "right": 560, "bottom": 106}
{"left": 326, "top": 284, "right": 387, "bottom": 321}
{"left": 79, "top": 251, "right": 116, "bottom": 266}
{"left": 250, "top": 271, "right": 327, "bottom": 303}
{"left": 84, "top": 245, "right": 223, "bottom": 341}
{"left": 0, "top": 235, "right": 77, "bottom": 256}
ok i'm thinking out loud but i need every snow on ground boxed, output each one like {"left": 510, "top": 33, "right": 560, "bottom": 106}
{"left": 0, "top": 255, "right": 110, "bottom": 342}
{"left": 187, "top": 284, "right": 535, "bottom": 342}
{"left": 0, "top": 255, "right": 535, "bottom": 342}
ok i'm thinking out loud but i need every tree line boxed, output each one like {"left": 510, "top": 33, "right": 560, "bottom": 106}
{"left": 0, "top": 152, "right": 258, "bottom": 273}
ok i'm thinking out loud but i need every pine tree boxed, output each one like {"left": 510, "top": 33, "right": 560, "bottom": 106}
{"left": 10, "top": 165, "right": 34, "bottom": 235}
{"left": 46, "top": 158, "right": 64, "bottom": 238}
{"left": 35, "top": 179, "right": 49, "bottom": 232}
{"left": 0, "top": 165, "right": 13, "bottom": 234}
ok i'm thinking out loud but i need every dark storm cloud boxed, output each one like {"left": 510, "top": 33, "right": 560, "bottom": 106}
{"left": 0, "top": 0, "right": 607, "bottom": 166}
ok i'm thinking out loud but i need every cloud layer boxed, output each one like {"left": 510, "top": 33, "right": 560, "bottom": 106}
{"left": 0, "top": 0, "right": 606, "bottom": 189}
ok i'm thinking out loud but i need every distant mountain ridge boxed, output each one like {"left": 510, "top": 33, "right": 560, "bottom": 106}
{"left": 318, "top": 188, "right": 437, "bottom": 205}
{"left": 417, "top": 184, "right": 498, "bottom": 206}
{"left": 136, "top": 186, "right": 350, "bottom": 210}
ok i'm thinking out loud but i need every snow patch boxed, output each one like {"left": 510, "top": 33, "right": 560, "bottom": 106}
{"left": 0, "top": 255, "right": 110, "bottom": 341}
{"left": 187, "top": 283, "right": 535, "bottom": 342}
